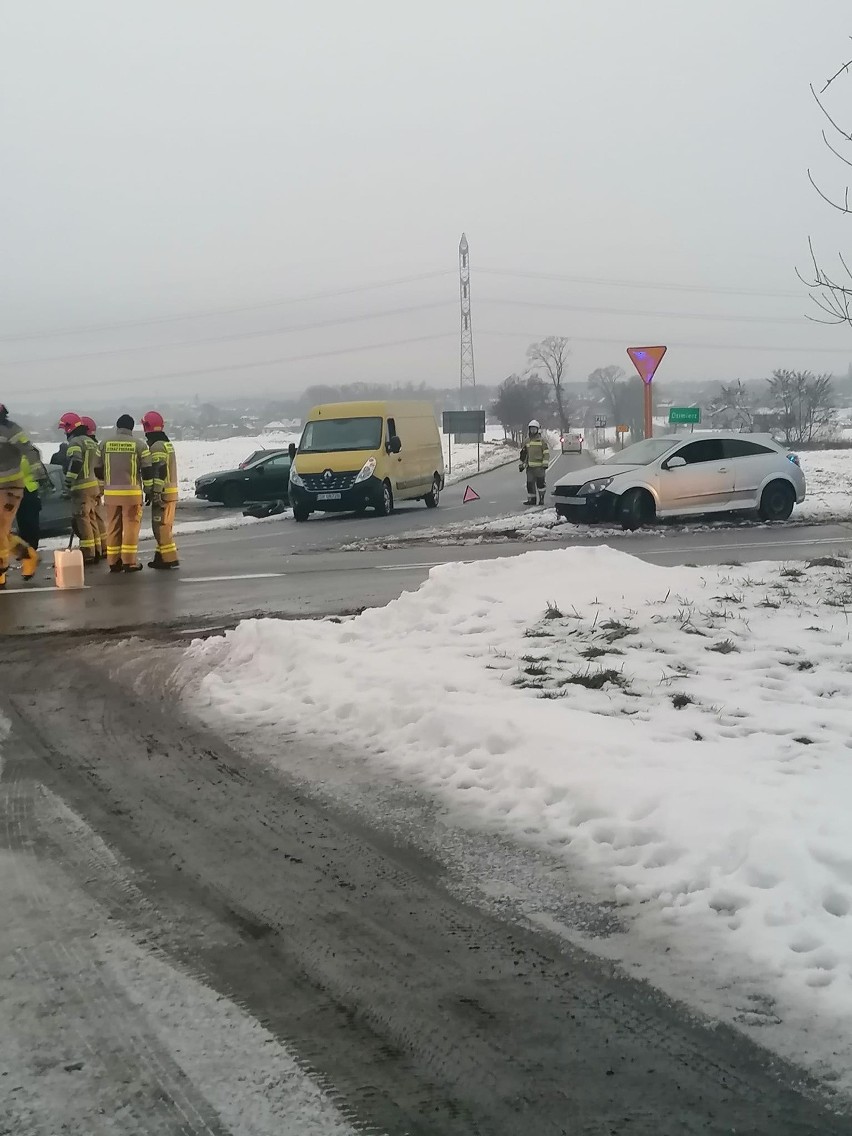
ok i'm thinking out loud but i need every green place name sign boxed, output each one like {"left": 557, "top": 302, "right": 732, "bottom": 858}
{"left": 668, "top": 406, "right": 701, "bottom": 425}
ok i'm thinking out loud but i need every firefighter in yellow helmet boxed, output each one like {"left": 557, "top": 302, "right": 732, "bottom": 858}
{"left": 0, "top": 405, "right": 47, "bottom": 586}
{"left": 519, "top": 420, "right": 550, "bottom": 505}
{"left": 142, "top": 410, "right": 180, "bottom": 569}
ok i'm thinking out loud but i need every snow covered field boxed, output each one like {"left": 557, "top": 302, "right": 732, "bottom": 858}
{"left": 180, "top": 546, "right": 852, "bottom": 1089}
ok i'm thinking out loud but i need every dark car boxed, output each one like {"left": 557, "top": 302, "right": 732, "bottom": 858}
{"left": 14, "top": 466, "right": 73, "bottom": 539}
{"left": 195, "top": 449, "right": 293, "bottom": 508}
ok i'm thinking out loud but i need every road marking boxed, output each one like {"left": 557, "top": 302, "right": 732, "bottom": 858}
{"left": 0, "top": 585, "right": 91, "bottom": 595}
{"left": 639, "top": 535, "right": 852, "bottom": 557}
{"left": 377, "top": 562, "right": 441, "bottom": 572}
{"left": 181, "top": 572, "right": 286, "bottom": 584}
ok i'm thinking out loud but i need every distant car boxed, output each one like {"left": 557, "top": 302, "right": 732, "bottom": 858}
{"left": 560, "top": 433, "right": 583, "bottom": 454}
{"left": 195, "top": 449, "right": 293, "bottom": 508}
{"left": 14, "top": 466, "right": 72, "bottom": 539}
{"left": 239, "top": 449, "right": 277, "bottom": 469}
{"left": 551, "top": 432, "right": 806, "bottom": 530}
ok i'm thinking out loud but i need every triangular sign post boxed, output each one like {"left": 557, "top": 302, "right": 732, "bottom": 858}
{"left": 462, "top": 485, "right": 480, "bottom": 504}
{"left": 627, "top": 345, "right": 667, "bottom": 439}
{"left": 627, "top": 345, "right": 667, "bottom": 384}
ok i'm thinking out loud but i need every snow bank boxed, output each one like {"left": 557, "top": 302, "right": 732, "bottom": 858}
{"left": 179, "top": 546, "right": 852, "bottom": 1082}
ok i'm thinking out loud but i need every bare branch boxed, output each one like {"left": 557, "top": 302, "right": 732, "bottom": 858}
{"left": 810, "top": 83, "right": 852, "bottom": 142}
{"left": 821, "top": 130, "right": 852, "bottom": 172}
{"left": 820, "top": 44, "right": 852, "bottom": 93}
{"left": 807, "top": 169, "right": 852, "bottom": 213}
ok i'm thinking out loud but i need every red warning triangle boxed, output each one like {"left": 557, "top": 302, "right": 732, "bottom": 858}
{"left": 627, "top": 345, "right": 667, "bottom": 385}
{"left": 462, "top": 484, "right": 480, "bottom": 504}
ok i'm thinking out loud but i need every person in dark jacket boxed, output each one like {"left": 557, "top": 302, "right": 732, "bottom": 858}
{"left": 49, "top": 441, "right": 69, "bottom": 469}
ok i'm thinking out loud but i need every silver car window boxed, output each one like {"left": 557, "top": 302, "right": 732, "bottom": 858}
{"left": 673, "top": 439, "right": 725, "bottom": 465}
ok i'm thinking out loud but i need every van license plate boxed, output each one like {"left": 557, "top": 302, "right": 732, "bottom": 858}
{"left": 317, "top": 492, "right": 341, "bottom": 501}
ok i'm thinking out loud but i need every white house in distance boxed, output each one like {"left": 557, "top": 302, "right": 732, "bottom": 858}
{"left": 262, "top": 419, "right": 301, "bottom": 435}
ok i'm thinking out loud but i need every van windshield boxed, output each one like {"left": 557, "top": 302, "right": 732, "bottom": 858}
{"left": 299, "top": 417, "right": 383, "bottom": 454}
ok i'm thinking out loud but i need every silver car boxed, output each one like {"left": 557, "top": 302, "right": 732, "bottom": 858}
{"left": 551, "top": 433, "right": 806, "bottom": 530}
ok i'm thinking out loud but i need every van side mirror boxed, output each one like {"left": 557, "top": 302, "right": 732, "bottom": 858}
{"left": 388, "top": 436, "right": 402, "bottom": 454}
{"left": 288, "top": 443, "right": 297, "bottom": 460}
{"left": 664, "top": 455, "right": 686, "bottom": 470}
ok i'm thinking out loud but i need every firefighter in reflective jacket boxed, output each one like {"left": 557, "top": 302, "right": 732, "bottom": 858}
{"left": 81, "top": 416, "right": 108, "bottom": 559}
{"left": 60, "top": 412, "right": 102, "bottom": 565}
{"left": 142, "top": 410, "right": 180, "bottom": 569}
{"left": 99, "top": 415, "right": 152, "bottom": 573}
{"left": 0, "top": 405, "right": 46, "bottom": 586}
{"left": 519, "top": 420, "right": 550, "bottom": 505}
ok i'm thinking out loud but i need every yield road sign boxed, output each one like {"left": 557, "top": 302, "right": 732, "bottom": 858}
{"left": 627, "top": 345, "right": 667, "bottom": 384}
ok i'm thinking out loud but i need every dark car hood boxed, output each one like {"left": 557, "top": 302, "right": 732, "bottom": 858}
{"left": 197, "top": 466, "right": 242, "bottom": 481}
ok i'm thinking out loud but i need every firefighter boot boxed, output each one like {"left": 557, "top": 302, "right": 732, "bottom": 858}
{"left": 124, "top": 563, "right": 144, "bottom": 573}
{"left": 20, "top": 548, "right": 39, "bottom": 582}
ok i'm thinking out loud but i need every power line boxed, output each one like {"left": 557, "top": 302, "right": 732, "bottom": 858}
{"left": 478, "top": 267, "right": 805, "bottom": 300}
{"left": 479, "top": 328, "right": 852, "bottom": 354}
{"left": 4, "top": 331, "right": 460, "bottom": 396}
{"left": 0, "top": 269, "right": 455, "bottom": 344}
{"left": 5, "top": 326, "right": 848, "bottom": 399}
{"left": 1, "top": 300, "right": 458, "bottom": 368}
{"left": 2, "top": 294, "right": 812, "bottom": 370}
{"left": 479, "top": 297, "right": 808, "bottom": 326}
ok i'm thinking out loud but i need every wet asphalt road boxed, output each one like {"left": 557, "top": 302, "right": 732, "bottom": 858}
{"left": 2, "top": 637, "right": 851, "bottom": 1136}
{"left": 3, "top": 455, "right": 852, "bottom": 1132}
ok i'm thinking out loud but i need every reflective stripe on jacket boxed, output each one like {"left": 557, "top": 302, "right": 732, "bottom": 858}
{"left": 523, "top": 437, "right": 550, "bottom": 469}
{"left": 99, "top": 430, "right": 152, "bottom": 500}
{"left": 65, "top": 430, "right": 101, "bottom": 492}
{"left": 148, "top": 436, "right": 179, "bottom": 502}
{"left": 20, "top": 457, "right": 39, "bottom": 493}
{"left": 0, "top": 419, "right": 46, "bottom": 488}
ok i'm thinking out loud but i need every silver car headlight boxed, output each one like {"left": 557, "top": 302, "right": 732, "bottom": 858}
{"left": 579, "top": 476, "right": 614, "bottom": 496}
{"left": 289, "top": 467, "right": 305, "bottom": 488}
{"left": 353, "top": 457, "right": 377, "bottom": 484}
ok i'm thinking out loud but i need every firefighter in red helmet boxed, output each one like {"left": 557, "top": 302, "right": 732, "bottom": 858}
{"left": 60, "top": 412, "right": 102, "bottom": 565}
{"left": 142, "top": 411, "right": 179, "bottom": 569}
{"left": 80, "top": 416, "right": 107, "bottom": 559}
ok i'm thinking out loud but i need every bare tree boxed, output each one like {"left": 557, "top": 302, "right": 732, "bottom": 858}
{"left": 526, "top": 336, "right": 571, "bottom": 430}
{"left": 708, "top": 380, "right": 755, "bottom": 431}
{"left": 766, "top": 369, "right": 836, "bottom": 445}
{"left": 492, "top": 374, "right": 553, "bottom": 443}
{"left": 799, "top": 43, "right": 852, "bottom": 326}
{"left": 588, "top": 364, "right": 630, "bottom": 423}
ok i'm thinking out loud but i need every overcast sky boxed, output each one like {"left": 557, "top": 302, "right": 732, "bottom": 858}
{"left": 2, "top": 0, "right": 851, "bottom": 406}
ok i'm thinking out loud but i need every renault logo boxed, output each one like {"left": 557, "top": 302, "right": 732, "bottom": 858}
{"left": 323, "top": 469, "right": 333, "bottom": 482}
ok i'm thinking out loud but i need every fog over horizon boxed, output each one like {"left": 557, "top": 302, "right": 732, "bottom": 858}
{"left": 3, "top": 0, "right": 852, "bottom": 406}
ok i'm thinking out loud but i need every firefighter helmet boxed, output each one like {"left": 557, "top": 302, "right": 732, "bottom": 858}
{"left": 59, "top": 412, "right": 83, "bottom": 435}
{"left": 80, "top": 416, "right": 97, "bottom": 436}
{"left": 141, "top": 410, "right": 165, "bottom": 433}
{"left": 528, "top": 419, "right": 541, "bottom": 430}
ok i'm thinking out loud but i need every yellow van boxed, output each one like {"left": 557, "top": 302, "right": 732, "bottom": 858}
{"left": 288, "top": 400, "right": 445, "bottom": 521}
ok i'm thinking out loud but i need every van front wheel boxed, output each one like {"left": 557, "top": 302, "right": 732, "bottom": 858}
{"left": 376, "top": 481, "right": 394, "bottom": 516}
{"left": 424, "top": 476, "right": 441, "bottom": 508}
